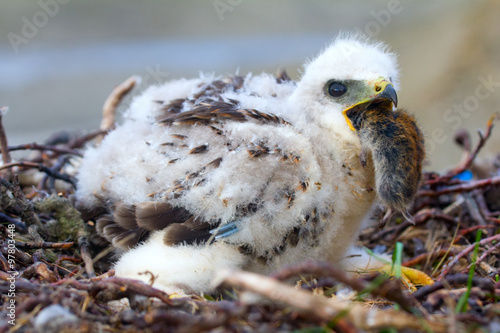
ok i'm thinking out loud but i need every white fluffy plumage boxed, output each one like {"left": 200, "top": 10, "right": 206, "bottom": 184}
{"left": 76, "top": 35, "right": 400, "bottom": 294}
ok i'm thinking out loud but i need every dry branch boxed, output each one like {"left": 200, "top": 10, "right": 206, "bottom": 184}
{"left": 100, "top": 76, "right": 137, "bottom": 133}
{"left": 6, "top": 142, "right": 83, "bottom": 157}
{"left": 14, "top": 240, "right": 74, "bottom": 249}
{"left": 78, "top": 236, "right": 95, "bottom": 278}
{"left": 420, "top": 176, "right": 500, "bottom": 197}
{"left": 413, "top": 274, "right": 495, "bottom": 300}
{"left": 402, "top": 248, "right": 460, "bottom": 268}
{"left": 427, "top": 113, "right": 497, "bottom": 185}
{"left": 271, "top": 260, "right": 418, "bottom": 314}
{"left": 437, "top": 233, "right": 500, "bottom": 280}
{"left": 0, "top": 161, "right": 76, "bottom": 187}
{"left": 220, "top": 269, "right": 447, "bottom": 332}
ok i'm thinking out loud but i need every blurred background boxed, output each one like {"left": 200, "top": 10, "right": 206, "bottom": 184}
{"left": 1, "top": 0, "right": 500, "bottom": 170}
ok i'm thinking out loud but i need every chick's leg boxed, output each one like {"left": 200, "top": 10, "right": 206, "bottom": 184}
{"left": 114, "top": 230, "right": 246, "bottom": 296}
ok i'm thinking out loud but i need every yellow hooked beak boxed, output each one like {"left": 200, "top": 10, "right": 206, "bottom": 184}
{"left": 342, "top": 78, "right": 398, "bottom": 131}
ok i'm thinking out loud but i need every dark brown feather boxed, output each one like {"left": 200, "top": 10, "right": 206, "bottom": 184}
{"left": 113, "top": 203, "right": 138, "bottom": 230}
{"left": 158, "top": 102, "right": 246, "bottom": 125}
{"left": 298, "top": 179, "right": 310, "bottom": 192}
{"left": 161, "top": 98, "right": 185, "bottom": 116}
{"left": 96, "top": 215, "right": 114, "bottom": 235}
{"left": 170, "top": 134, "right": 187, "bottom": 140}
{"left": 189, "top": 144, "right": 208, "bottom": 154}
{"left": 163, "top": 217, "right": 212, "bottom": 246}
{"left": 102, "top": 223, "right": 126, "bottom": 240}
{"left": 75, "top": 202, "right": 107, "bottom": 221}
{"left": 111, "top": 228, "right": 148, "bottom": 249}
{"left": 206, "top": 157, "right": 223, "bottom": 168}
{"left": 242, "top": 109, "right": 292, "bottom": 126}
{"left": 157, "top": 99, "right": 292, "bottom": 128}
{"left": 248, "top": 145, "right": 270, "bottom": 158}
{"left": 285, "top": 190, "right": 295, "bottom": 208}
{"left": 135, "top": 201, "right": 192, "bottom": 231}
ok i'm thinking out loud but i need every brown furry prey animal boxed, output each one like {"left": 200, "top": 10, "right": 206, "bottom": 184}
{"left": 342, "top": 79, "right": 425, "bottom": 221}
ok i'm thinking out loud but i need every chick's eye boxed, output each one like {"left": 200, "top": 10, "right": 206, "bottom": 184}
{"left": 328, "top": 82, "right": 347, "bottom": 97}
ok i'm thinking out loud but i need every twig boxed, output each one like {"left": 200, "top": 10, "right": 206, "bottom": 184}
{"left": 474, "top": 190, "right": 492, "bottom": 218}
{"left": 28, "top": 225, "right": 45, "bottom": 243}
{"left": 67, "top": 129, "right": 107, "bottom": 149}
{"left": 14, "top": 240, "right": 74, "bottom": 249}
{"left": 0, "top": 212, "right": 28, "bottom": 233}
{"left": 437, "top": 233, "right": 500, "bottom": 280}
{"left": 419, "top": 176, "right": 500, "bottom": 197}
{"left": 100, "top": 76, "right": 137, "bottom": 133}
{"left": 21, "top": 262, "right": 58, "bottom": 282}
{"left": 402, "top": 248, "right": 460, "bottom": 268}
{"left": 456, "top": 313, "right": 488, "bottom": 326}
{"left": 137, "top": 308, "right": 238, "bottom": 332}
{"left": 55, "top": 255, "right": 82, "bottom": 269}
{"left": 373, "top": 208, "right": 456, "bottom": 242}
{"left": 464, "top": 192, "right": 488, "bottom": 225}
{"left": 78, "top": 236, "right": 95, "bottom": 278}
{"left": 40, "top": 155, "right": 71, "bottom": 193}
{"left": 56, "top": 277, "right": 174, "bottom": 305}
{"left": 5, "top": 142, "right": 83, "bottom": 157}
{"left": 427, "top": 114, "right": 497, "bottom": 185}
{"left": 0, "top": 161, "right": 76, "bottom": 187}
{"left": 413, "top": 274, "right": 494, "bottom": 300}
{"left": 0, "top": 106, "right": 12, "bottom": 180}
{"left": 87, "top": 270, "right": 115, "bottom": 282}
{"left": 0, "top": 243, "right": 32, "bottom": 265}
{"left": 0, "top": 252, "right": 9, "bottom": 271}
{"left": 455, "top": 224, "right": 497, "bottom": 243}
{"left": 219, "top": 269, "right": 446, "bottom": 332}
{"left": 270, "top": 260, "right": 418, "bottom": 314}
{"left": 486, "top": 216, "right": 500, "bottom": 224}
{"left": 472, "top": 241, "right": 500, "bottom": 270}
{"left": 0, "top": 175, "right": 43, "bottom": 228}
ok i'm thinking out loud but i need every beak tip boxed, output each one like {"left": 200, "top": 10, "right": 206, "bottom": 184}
{"left": 379, "top": 83, "right": 398, "bottom": 109}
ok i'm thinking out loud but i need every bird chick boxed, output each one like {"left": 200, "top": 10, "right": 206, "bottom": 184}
{"left": 344, "top": 83, "right": 425, "bottom": 220}
{"left": 76, "top": 35, "right": 411, "bottom": 294}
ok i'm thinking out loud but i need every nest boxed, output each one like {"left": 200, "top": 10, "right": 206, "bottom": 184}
{"left": 0, "top": 79, "right": 499, "bottom": 333}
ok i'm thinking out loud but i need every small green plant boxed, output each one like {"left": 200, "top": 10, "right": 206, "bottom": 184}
{"left": 456, "top": 229, "right": 482, "bottom": 313}
{"left": 392, "top": 242, "right": 403, "bottom": 279}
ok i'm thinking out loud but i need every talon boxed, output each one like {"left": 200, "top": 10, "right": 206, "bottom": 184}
{"left": 377, "top": 208, "right": 393, "bottom": 229}
{"left": 402, "top": 211, "right": 414, "bottom": 224}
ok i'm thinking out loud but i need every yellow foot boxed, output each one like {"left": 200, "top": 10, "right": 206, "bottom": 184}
{"left": 377, "top": 264, "right": 434, "bottom": 292}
